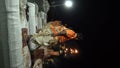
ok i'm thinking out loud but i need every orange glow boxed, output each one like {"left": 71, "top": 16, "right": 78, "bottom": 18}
{"left": 64, "top": 50, "right": 67, "bottom": 53}
{"left": 75, "top": 49, "right": 78, "bottom": 54}
{"left": 71, "top": 51, "right": 74, "bottom": 54}
{"left": 66, "top": 48, "right": 68, "bottom": 51}
{"left": 70, "top": 48, "right": 75, "bottom": 54}
{"left": 70, "top": 48, "right": 73, "bottom": 52}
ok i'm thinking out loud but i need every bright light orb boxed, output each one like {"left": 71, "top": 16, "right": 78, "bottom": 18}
{"left": 65, "top": 0, "right": 73, "bottom": 8}
{"left": 75, "top": 49, "right": 78, "bottom": 54}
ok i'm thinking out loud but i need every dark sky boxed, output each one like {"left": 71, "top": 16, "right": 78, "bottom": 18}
{"left": 48, "top": 0, "right": 114, "bottom": 68}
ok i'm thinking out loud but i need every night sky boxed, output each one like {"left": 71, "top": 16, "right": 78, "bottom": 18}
{"left": 48, "top": 0, "right": 114, "bottom": 68}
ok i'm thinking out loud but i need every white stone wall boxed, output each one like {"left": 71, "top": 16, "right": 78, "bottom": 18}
{"left": 0, "top": 0, "right": 49, "bottom": 68}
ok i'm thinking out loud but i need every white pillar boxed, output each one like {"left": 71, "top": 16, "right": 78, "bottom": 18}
{"left": 6, "top": 0, "right": 24, "bottom": 68}
{"left": 28, "top": 2, "right": 36, "bottom": 35}
{"left": 38, "top": 12, "right": 43, "bottom": 29}
{"left": 44, "top": 13, "right": 47, "bottom": 25}
{"left": 20, "top": 0, "right": 29, "bottom": 29}
{"left": 20, "top": 0, "right": 32, "bottom": 68}
{"left": 35, "top": 3, "right": 39, "bottom": 30}
{"left": 27, "top": 2, "right": 38, "bottom": 51}
{"left": 40, "top": 11, "right": 47, "bottom": 28}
